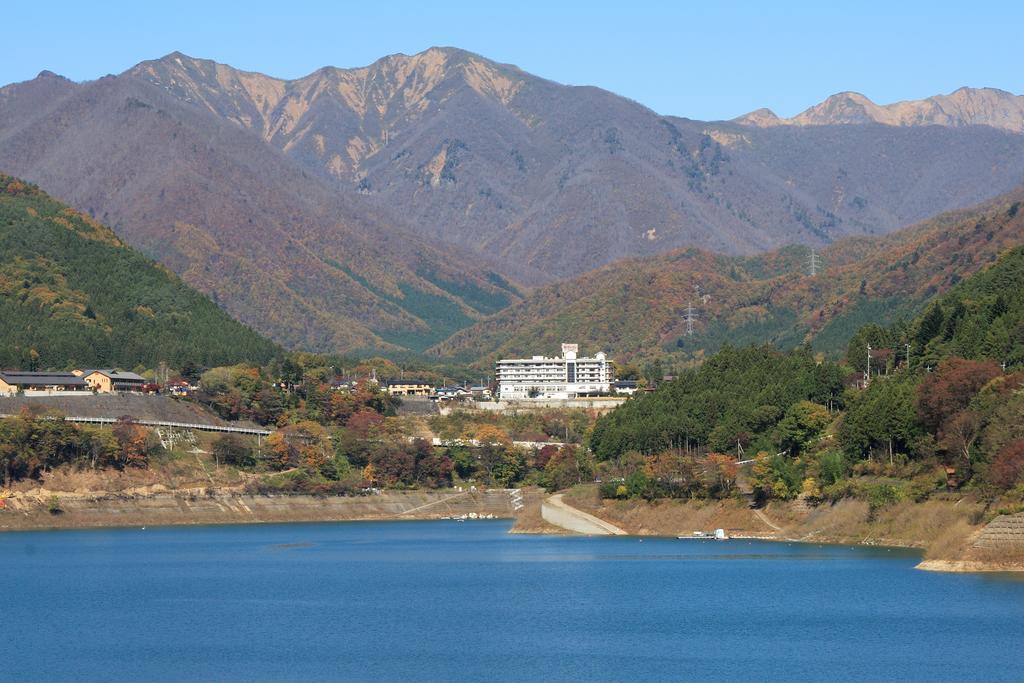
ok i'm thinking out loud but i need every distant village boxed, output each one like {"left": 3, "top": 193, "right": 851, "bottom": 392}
{"left": 0, "top": 343, "right": 640, "bottom": 403}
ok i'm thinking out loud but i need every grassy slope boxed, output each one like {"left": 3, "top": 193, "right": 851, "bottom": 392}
{"left": 0, "top": 175, "right": 279, "bottom": 369}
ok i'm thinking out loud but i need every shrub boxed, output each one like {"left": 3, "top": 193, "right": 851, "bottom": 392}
{"left": 865, "top": 482, "right": 905, "bottom": 519}
{"left": 212, "top": 434, "right": 255, "bottom": 468}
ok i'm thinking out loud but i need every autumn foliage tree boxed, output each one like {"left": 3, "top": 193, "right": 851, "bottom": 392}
{"left": 915, "top": 358, "right": 1000, "bottom": 434}
{"left": 369, "top": 444, "right": 415, "bottom": 487}
{"left": 986, "top": 440, "right": 1024, "bottom": 491}
{"left": 265, "top": 422, "right": 331, "bottom": 471}
{"left": 111, "top": 416, "right": 149, "bottom": 468}
{"left": 543, "top": 446, "right": 590, "bottom": 491}
{"left": 346, "top": 410, "right": 385, "bottom": 439}
{"left": 703, "top": 453, "right": 738, "bottom": 496}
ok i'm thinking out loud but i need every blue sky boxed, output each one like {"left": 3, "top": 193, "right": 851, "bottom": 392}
{"left": 4, "top": 1, "right": 1021, "bottom": 120}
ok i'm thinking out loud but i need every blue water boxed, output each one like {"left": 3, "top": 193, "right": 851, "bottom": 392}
{"left": 3, "top": 521, "right": 1023, "bottom": 682}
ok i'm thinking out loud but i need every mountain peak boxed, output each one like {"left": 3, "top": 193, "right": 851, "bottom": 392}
{"left": 737, "top": 87, "right": 1024, "bottom": 132}
{"left": 733, "top": 107, "right": 781, "bottom": 126}
{"left": 35, "top": 70, "right": 70, "bottom": 81}
{"left": 152, "top": 50, "right": 202, "bottom": 67}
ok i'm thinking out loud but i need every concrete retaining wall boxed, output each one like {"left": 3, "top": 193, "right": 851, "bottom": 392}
{"left": 974, "top": 512, "right": 1024, "bottom": 548}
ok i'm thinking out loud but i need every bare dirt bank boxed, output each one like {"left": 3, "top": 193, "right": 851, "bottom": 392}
{"left": 521, "top": 486, "right": 1024, "bottom": 573}
{"left": 917, "top": 559, "right": 1024, "bottom": 573}
{"left": 0, "top": 488, "right": 536, "bottom": 532}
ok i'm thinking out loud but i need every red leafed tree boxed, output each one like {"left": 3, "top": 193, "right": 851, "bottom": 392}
{"left": 916, "top": 358, "right": 1001, "bottom": 433}
{"left": 111, "top": 416, "right": 148, "bottom": 468}
{"left": 346, "top": 409, "right": 384, "bottom": 438}
{"left": 369, "top": 443, "right": 415, "bottom": 486}
{"left": 416, "top": 452, "right": 453, "bottom": 488}
{"left": 987, "top": 440, "right": 1024, "bottom": 491}
{"left": 534, "top": 444, "right": 559, "bottom": 470}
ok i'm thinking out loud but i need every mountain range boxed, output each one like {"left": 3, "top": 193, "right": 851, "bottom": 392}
{"left": 735, "top": 87, "right": 1024, "bottom": 131}
{"left": 0, "top": 63, "right": 520, "bottom": 352}
{"left": 2, "top": 47, "right": 1024, "bottom": 354}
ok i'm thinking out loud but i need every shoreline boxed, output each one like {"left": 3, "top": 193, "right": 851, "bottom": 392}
{"left": 510, "top": 489, "right": 1024, "bottom": 574}
{"left": 5, "top": 487, "right": 1023, "bottom": 573}
{"left": 0, "top": 488, "right": 527, "bottom": 532}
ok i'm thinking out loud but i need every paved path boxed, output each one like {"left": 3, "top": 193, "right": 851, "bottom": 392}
{"left": 541, "top": 493, "right": 627, "bottom": 535}
{"left": 754, "top": 508, "right": 784, "bottom": 532}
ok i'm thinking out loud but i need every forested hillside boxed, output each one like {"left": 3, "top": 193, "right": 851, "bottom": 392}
{"left": 586, "top": 250, "right": 1024, "bottom": 507}
{"left": 435, "top": 188, "right": 1024, "bottom": 367}
{"left": 0, "top": 175, "right": 279, "bottom": 369}
{"left": 590, "top": 345, "right": 844, "bottom": 459}
{"left": 847, "top": 244, "right": 1024, "bottom": 373}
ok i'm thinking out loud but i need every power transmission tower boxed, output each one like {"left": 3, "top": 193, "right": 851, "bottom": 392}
{"left": 684, "top": 300, "right": 698, "bottom": 337}
{"left": 807, "top": 247, "right": 822, "bottom": 277}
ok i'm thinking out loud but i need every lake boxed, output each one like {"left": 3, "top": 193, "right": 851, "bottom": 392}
{"left": 3, "top": 520, "right": 1023, "bottom": 681}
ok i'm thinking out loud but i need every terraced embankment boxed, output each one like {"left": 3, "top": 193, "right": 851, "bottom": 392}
{"left": 0, "top": 488, "right": 547, "bottom": 531}
{"left": 918, "top": 512, "right": 1024, "bottom": 572}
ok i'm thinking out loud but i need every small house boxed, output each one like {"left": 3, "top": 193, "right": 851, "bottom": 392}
{"left": 383, "top": 379, "right": 434, "bottom": 397}
{"left": 75, "top": 369, "right": 147, "bottom": 393}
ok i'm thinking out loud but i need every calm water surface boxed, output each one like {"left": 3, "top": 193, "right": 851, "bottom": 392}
{"left": 3, "top": 520, "right": 1023, "bottom": 682}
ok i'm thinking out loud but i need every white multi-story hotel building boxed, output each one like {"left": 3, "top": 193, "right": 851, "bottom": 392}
{"left": 496, "top": 344, "right": 613, "bottom": 400}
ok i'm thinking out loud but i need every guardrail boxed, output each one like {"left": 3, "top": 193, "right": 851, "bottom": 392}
{"left": 429, "top": 437, "right": 572, "bottom": 449}
{"left": 0, "top": 414, "right": 271, "bottom": 436}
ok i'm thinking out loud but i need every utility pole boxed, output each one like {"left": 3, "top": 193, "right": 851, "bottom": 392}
{"left": 807, "top": 248, "right": 822, "bottom": 277}
{"left": 865, "top": 344, "right": 872, "bottom": 388}
{"left": 905, "top": 343, "right": 911, "bottom": 371}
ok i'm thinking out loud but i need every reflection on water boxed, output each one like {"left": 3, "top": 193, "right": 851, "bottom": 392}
{"left": 3, "top": 519, "right": 1023, "bottom": 682}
